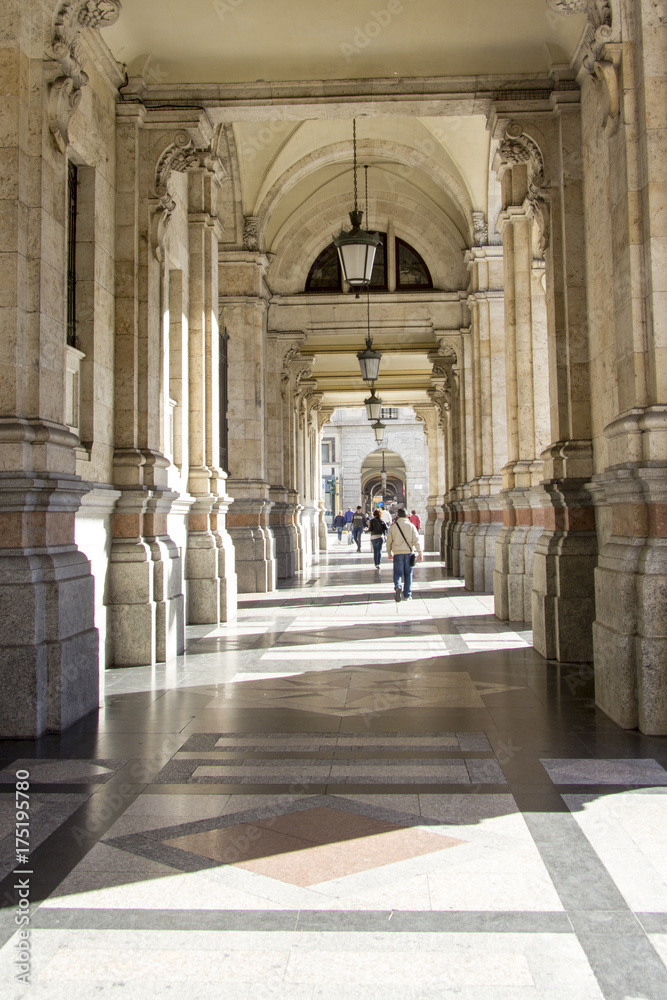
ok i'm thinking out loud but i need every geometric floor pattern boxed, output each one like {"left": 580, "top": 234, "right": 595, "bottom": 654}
{"left": 1, "top": 540, "right": 667, "bottom": 999}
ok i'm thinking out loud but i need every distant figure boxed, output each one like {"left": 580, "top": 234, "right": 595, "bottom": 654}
{"left": 378, "top": 506, "right": 392, "bottom": 528}
{"left": 333, "top": 511, "right": 346, "bottom": 542}
{"left": 344, "top": 506, "right": 354, "bottom": 544}
{"left": 368, "top": 509, "right": 388, "bottom": 569}
{"left": 351, "top": 506, "right": 368, "bottom": 551}
{"left": 386, "top": 507, "right": 423, "bottom": 601}
{"left": 409, "top": 509, "right": 421, "bottom": 531}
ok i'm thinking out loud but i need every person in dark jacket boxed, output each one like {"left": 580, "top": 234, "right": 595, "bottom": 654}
{"left": 351, "top": 506, "right": 368, "bottom": 551}
{"left": 368, "top": 509, "right": 388, "bottom": 569}
{"left": 344, "top": 507, "right": 354, "bottom": 544}
{"left": 333, "top": 511, "right": 346, "bottom": 542}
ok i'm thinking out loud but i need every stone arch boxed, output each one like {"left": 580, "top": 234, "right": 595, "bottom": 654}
{"left": 255, "top": 138, "right": 473, "bottom": 250}
{"left": 268, "top": 192, "right": 467, "bottom": 295}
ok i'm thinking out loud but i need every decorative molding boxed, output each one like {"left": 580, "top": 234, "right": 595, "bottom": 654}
{"left": 546, "top": 0, "right": 619, "bottom": 136}
{"left": 48, "top": 0, "right": 122, "bottom": 152}
{"left": 472, "top": 211, "right": 488, "bottom": 246}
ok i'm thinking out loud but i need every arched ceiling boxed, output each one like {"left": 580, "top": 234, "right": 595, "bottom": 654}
{"left": 101, "top": 0, "right": 588, "bottom": 414}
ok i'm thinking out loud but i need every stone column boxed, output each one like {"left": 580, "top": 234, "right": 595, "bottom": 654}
{"left": 185, "top": 166, "right": 237, "bottom": 623}
{"left": 463, "top": 244, "right": 507, "bottom": 592}
{"left": 266, "top": 336, "right": 298, "bottom": 580}
{"left": 428, "top": 342, "right": 460, "bottom": 573}
{"left": 555, "top": 0, "right": 667, "bottom": 732}
{"left": 316, "top": 406, "right": 334, "bottom": 551}
{"left": 220, "top": 251, "right": 275, "bottom": 593}
{"left": 493, "top": 127, "right": 551, "bottom": 622}
{"left": 527, "top": 107, "right": 598, "bottom": 663}
{"left": 414, "top": 404, "right": 446, "bottom": 553}
{"left": 108, "top": 113, "right": 197, "bottom": 666}
{"left": 0, "top": 2, "right": 109, "bottom": 735}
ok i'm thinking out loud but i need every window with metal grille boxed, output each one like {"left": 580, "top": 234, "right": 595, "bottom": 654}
{"left": 380, "top": 407, "right": 398, "bottom": 420}
{"left": 66, "top": 161, "right": 77, "bottom": 347}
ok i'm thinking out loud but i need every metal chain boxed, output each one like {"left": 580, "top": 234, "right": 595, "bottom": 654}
{"left": 353, "top": 118, "right": 358, "bottom": 213}
{"left": 364, "top": 164, "right": 369, "bottom": 232}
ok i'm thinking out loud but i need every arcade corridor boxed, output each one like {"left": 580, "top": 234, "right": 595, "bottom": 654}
{"left": 1, "top": 543, "right": 667, "bottom": 998}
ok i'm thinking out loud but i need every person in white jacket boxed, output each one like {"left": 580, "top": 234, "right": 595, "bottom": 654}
{"left": 385, "top": 508, "right": 423, "bottom": 601}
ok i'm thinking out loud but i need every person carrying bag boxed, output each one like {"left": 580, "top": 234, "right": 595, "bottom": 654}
{"left": 368, "top": 509, "right": 388, "bottom": 570}
{"left": 385, "top": 507, "right": 422, "bottom": 602}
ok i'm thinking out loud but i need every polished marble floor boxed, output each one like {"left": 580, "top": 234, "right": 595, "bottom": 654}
{"left": 2, "top": 539, "right": 667, "bottom": 999}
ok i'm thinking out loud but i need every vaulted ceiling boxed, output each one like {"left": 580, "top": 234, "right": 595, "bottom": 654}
{"left": 101, "top": 1, "right": 588, "bottom": 410}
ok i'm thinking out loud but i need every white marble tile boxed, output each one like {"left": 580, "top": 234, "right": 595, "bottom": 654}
{"left": 565, "top": 790, "right": 667, "bottom": 910}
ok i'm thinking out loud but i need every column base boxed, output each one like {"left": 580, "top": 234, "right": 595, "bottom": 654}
{"left": 0, "top": 473, "right": 98, "bottom": 738}
{"left": 493, "top": 490, "right": 544, "bottom": 623}
{"left": 530, "top": 479, "right": 597, "bottom": 663}
{"left": 226, "top": 485, "right": 276, "bottom": 594}
{"left": 186, "top": 491, "right": 237, "bottom": 624}
{"left": 269, "top": 489, "right": 299, "bottom": 581}
{"left": 107, "top": 488, "right": 184, "bottom": 667}
{"left": 589, "top": 452, "right": 667, "bottom": 734}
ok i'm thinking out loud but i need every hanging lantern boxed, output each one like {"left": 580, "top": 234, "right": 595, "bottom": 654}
{"left": 372, "top": 419, "right": 386, "bottom": 444}
{"left": 357, "top": 338, "right": 382, "bottom": 383}
{"left": 332, "top": 120, "right": 380, "bottom": 289}
{"left": 364, "top": 386, "right": 383, "bottom": 421}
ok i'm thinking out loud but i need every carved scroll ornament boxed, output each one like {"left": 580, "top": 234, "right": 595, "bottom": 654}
{"left": 48, "top": 1, "right": 122, "bottom": 152}
{"left": 497, "top": 123, "right": 550, "bottom": 256}
{"left": 152, "top": 128, "right": 228, "bottom": 257}
{"left": 545, "top": 0, "right": 619, "bottom": 136}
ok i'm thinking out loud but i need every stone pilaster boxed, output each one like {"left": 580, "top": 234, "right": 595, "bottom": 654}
{"left": 109, "top": 110, "right": 199, "bottom": 664}
{"left": 185, "top": 165, "right": 237, "bottom": 623}
{"left": 0, "top": 3, "right": 111, "bottom": 734}
{"left": 493, "top": 126, "right": 551, "bottom": 621}
{"left": 414, "top": 404, "right": 445, "bottom": 553}
{"left": 462, "top": 245, "right": 507, "bottom": 591}
{"left": 220, "top": 251, "right": 276, "bottom": 592}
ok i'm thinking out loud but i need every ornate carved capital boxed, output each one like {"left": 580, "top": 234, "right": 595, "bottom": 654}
{"left": 48, "top": 0, "right": 121, "bottom": 152}
{"left": 472, "top": 211, "right": 488, "bottom": 247}
{"left": 243, "top": 216, "right": 260, "bottom": 252}
{"left": 317, "top": 406, "right": 334, "bottom": 431}
{"left": 498, "top": 122, "right": 550, "bottom": 256}
{"left": 152, "top": 128, "right": 228, "bottom": 257}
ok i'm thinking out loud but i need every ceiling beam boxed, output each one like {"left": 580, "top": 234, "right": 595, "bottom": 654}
{"left": 121, "top": 74, "right": 565, "bottom": 121}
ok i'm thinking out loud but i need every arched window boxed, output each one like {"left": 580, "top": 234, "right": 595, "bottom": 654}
{"left": 305, "top": 243, "right": 341, "bottom": 291}
{"left": 395, "top": 238, "right": 432, "bottom": 289}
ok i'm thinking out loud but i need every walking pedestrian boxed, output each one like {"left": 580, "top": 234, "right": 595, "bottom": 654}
{"left": 386, "top": 507, "right": 422, "bottom": 601}
{"left": 333, "top": 511, "right": 346, "bottom": 542}
{"left": 409, "top": 509, "right": 421, "bottom": 531}
{"left": 368, "top": 509, "right": 388, "bottom": 570}
{"left": 344, "top": 507, "right": 354, "bottom": 544}
{"left": 351, "top": 506, "right": 368, "bottom": 551}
